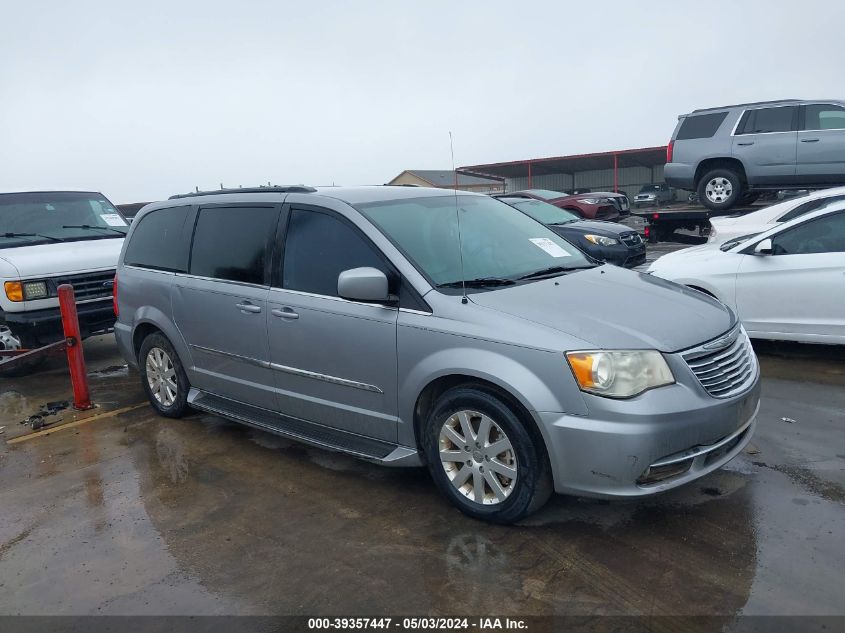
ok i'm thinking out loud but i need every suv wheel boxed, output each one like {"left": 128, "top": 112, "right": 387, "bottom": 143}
{"left": 698, "top": 168, "right": 743, "bottom": 211}
{"left": 139, "top": 332, "right": 190, "bottom": 418}
{"left": 422, "top": 386, "right": 552, "bottom": 523}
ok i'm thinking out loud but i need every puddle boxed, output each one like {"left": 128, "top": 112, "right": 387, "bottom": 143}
{"left": 0, "top": 390, "right": 29, "bottom": 423}
{"left": 89, "top": 364, "right": 129, "bottom": 378}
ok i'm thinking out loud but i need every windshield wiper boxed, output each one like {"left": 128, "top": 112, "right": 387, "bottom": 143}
{"left": 2, "top": 231, "right": 63, "bottom": 243}
{"left": 437, "top": 277, "right": 516, "bottom": 289}
{"left": 62, "top": 224, "right": 126, "bottom": 235}
{"left": 517, "top": 265, "right": 594, "bottom": 280}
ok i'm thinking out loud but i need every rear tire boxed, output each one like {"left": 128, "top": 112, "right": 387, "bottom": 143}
{"left": 139, "top": 332, "right": 190, "bottom": 418}
{"left": 698, "top": 168, "right": 743, "bottom": 211}
{"left": 422, "top": 386, "right": 553, "bottom": 524}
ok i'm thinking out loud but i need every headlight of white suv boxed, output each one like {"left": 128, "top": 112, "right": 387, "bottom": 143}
{"left": 583, "top": 234, "right": 619, "bottom": 246}
{"left": 566, "top": 350, "right": 675, "bottom": 398}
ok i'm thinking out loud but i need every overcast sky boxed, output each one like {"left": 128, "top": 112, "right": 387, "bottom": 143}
{"left": 2, "top": 1, "right": 842, "bottom": 203}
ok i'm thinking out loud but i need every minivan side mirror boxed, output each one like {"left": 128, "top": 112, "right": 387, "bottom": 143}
{"left": 338, "top": 267, "right": 390, "bottom": 302}
{"left": 754, "top": 238, "right": 773, "bottom": 255}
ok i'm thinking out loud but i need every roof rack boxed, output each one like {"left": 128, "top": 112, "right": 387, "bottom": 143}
{"left": 691, "top": 99, "right": 800, "bottom": 113}
{"left": 168, "top": 186, "right": 316, "bottom": 200}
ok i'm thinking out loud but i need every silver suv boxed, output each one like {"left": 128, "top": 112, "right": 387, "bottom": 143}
{"left": 115, "top": 186, "right": 760, "bottom": 522}
{"left": 665, "top": 99, "right": 845, "bottom": 211}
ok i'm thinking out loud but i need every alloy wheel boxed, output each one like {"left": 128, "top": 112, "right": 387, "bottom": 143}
{"left": 438, "top": 410, "right": 518, "bottom": 505}
{"left": 705, "top": 177, "right": 733, "bottom": 204}
{"left": 145, "top": 347, "right": 177, "bottom": 407}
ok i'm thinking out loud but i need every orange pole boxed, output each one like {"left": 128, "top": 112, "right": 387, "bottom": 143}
{"left": 58, "top": 284, "right": 92, "bottom": 410}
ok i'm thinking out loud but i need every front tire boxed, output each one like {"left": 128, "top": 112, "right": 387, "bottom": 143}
{"left": 0, "top": 327, "right": 46, "bottom": 377}
{"left": 422, "top": 386, "right": 553, "bottom": 523}
{"left": 139, "top": 332, "right": 190, "bottom": 418}
{"left": 698, "top": 168, "right": 743, "bottom": 211}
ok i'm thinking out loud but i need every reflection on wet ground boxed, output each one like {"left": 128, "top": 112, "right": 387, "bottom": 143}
{"left": 0, "top": 336, "right": 843, "bottom": 618}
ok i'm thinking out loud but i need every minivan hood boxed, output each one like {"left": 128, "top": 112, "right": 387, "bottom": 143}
{"left": 0, "top": 239, "right": 123, "bottom": 278}
{"left": 469, "top": 265, "right": 734, "bottom": 352}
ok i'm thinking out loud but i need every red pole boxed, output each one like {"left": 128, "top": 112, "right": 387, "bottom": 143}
{"left": 58, "top": 284, "right": 92, "bottom": 410}
{"left": 613, "top": 153, "right": 618, "bottom": 192}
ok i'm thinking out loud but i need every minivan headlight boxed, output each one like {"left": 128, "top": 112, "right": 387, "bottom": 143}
{"left": 584, "top": 234, "right": 619, "bottom": 246}
{"left": 566, "top": 350, "right": 674, "bottom": 398}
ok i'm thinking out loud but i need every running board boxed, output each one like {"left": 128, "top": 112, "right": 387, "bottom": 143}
{"left": 188, "top": 389, "right": 421, "bottom": 466}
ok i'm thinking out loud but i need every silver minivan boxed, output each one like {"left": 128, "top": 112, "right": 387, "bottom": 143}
{"left": 115, "top": 186, "right": 760, "bottom": 522}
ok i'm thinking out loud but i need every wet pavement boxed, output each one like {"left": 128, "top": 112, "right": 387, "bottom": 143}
{"left": 0, "top": 335, "right": 843, "bottom": 619}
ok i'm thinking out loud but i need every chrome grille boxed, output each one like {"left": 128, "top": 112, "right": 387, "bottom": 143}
{"left": 50, "top": 270, "right": 115, "bottom": 302}
{"left": 682, "top": 327, "right": 757, "bottom": 398}
{"left": 620, "top": 232, "right": 642, "bottom": 246}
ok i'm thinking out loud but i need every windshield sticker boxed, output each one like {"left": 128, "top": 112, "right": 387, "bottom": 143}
{"left": 529, "top": 238, "right": 569, "bottom": 258}
{"left": 101, "top": 213, "right": 127, "bottom": 227}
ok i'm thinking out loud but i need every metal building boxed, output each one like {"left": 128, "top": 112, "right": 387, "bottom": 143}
{"left": 460, "top": 146, "right": 668, "bottom": 199}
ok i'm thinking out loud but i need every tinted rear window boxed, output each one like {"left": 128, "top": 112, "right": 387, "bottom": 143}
{"left": 676, "top": 112, "right": 728, "bottom": 140}
{"left": 124, "top": 206, "right": 190, "bottom": 272}
{"left": 190, "top": 206, "right": 278, "bottom": 284}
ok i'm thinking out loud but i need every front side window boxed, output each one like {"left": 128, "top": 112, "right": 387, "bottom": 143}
{"left": 803, "top": 104, "right": 845, "bottom": 131}
{"left": 283, "top": 208, "right": 389, "bottom": 297}
{"left": 357, "top": 195, "right": 593, "bottom": 290}
{"left": 0, "top": 192, "right": 127, "bottom": 249}
{"left": 190, "top": 206, "right": 278, "bottom": 284}
{"left": 771, "top": 212, "right": 845, "bottom": 255}
{"left": 124, "top": 206, "right": 190, "bottom": 272}
{"left": 736, "top": 106, "right": 796, "bottom": 134}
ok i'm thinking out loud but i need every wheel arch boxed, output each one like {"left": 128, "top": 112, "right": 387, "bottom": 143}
{"left": 694, "top": 157, "right": 747, "bottom": 189}
{"left": 130, "top": 307, "right": 193, "bottom": 370}
{"left": 410, "top": 371, "right": 559, "bottom": 469}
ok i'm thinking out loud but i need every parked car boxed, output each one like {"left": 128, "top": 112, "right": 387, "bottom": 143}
{"left": 0, "top": 191, "right": 127, "bottom": 374}
{"left": 493, "top": 189, "right": 620, "bottom": 221}
{"left": 665, "top": 99, "right": 845, "bottom": 212}
{"left": 708, "top": 186, "right": 845, "bottom": 244}
{"left": 633, "top": 183, "right": 675, "bottom": 208}
{"left": 116, "top": 185, "right": 759, "bottom": 523}
{"left": 649, "top": 202, "right": 845, "bottom": 345}
{"left": 497, "top": 196, "right": 645, "bottom": 267}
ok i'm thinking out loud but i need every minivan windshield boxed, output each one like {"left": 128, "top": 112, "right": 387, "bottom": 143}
{"left": 357, "top": 194, "right": 595, "bottom": 290}
{"left": 0, "top": 192, "right": 128, "bottom": 249}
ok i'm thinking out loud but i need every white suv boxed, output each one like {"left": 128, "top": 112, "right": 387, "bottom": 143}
{"left": 0, "top": 191, "right": 127, "bottom": 372}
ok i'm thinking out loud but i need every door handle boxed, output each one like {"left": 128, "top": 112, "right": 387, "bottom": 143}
{"left": 801, "top": 138, "right": 820, "bottom": 143}
{"left": 736, "top": 141, "right": 755, "bottom": 146}
{"left": 271, "top": 307, "right": 299, "bottom": 320}
{"left": 236, "top": 302, "right": 262, "bottom": 314}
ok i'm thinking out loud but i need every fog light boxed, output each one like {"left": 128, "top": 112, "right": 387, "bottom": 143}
{"left": 23, "top": 281, "right": 48, "bottom": 300}
{"left": 636, "top": 458, "right": 693, "bottom": 485}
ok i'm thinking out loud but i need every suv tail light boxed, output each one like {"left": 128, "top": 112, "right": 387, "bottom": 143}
{"left": 666, "top": 141, "right": 674, "bottom": 163}
{"left": 112, "top": 275, "right": 118, "bottom": 317}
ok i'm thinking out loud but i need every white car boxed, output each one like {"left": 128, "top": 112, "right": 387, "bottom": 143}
{"left": 708, "top": 186, "right": 845, "bottom": 245}
{"left": 649, "top": 203, "right": 845, "bottom": 345}
{"left": 0, "top": 191, "right": 127, "bottom": 372}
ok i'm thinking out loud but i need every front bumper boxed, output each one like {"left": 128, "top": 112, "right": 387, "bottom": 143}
{"left": 586, "top": 242, "right": 647, "bottom": 268}
{"left": 537, "top": 374, "right": 761, "bottom": 497}
{"left": 0, "top": 300, "right": 116, "bottom": 344}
